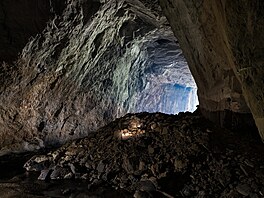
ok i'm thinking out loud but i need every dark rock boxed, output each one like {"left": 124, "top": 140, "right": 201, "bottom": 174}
{"left": 97, "top": 161, "right": 105, "bottom": 173}
{"left": 134, "top": 190, "right": 150, "bottom": 198}
{"left": 38, "top": 169, "right": 51, "bottom": 181}
{"left": 148, "top": 146, "right": 155, "bottom": 155}
{"left": 50, "top": 166, "right": 70, "bottom": 180}
{"left": 18, "top": 112, "right": 264, "bottom": 197}
{"left": 236, "top": 184, "right": 251, "bottom": 196}
{"left": 138, "top": 180, "right": 156, "bottom": 192}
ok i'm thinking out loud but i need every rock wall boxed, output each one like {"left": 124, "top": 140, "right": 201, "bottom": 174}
{"left": 160, "top": 0, "right": 264, "bottom": 138}
{"left": 1, "top": 0, "right": 262, "bottom": 156}
{"left": 0, "top": 0, "right": 196, "bottom": 155}
{"left": 0, "top": 0, "right": 66, "bottom": 62}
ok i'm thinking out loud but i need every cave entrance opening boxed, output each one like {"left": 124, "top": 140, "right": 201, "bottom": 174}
{"left": 125, "top": 36, "right": 199, "bottom": 115}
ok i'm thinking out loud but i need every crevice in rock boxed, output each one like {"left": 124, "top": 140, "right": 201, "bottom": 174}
{"left": 92, "top": 31, "right": 105, "bottom": 59}
{"left": 82, "top": 1, "right": 102, "bottom": 24}
{"left": 51, "top": 37, "right": 69, "bottom": 60}
{"left": 37, "top": 121, "right": 46, "bottom": 132}
{"left": 54, "top": 103, "right": 64, "bottom": 118}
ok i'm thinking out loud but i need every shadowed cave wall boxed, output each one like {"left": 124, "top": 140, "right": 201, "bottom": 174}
{"left": 0, "top": 0, "right": 263, "bottom": 155}
{"left": 160, "top": 0, "right": 264, "bottom": 138}
{"left": 0, "top": 0, "right": 67, "bottom": 62}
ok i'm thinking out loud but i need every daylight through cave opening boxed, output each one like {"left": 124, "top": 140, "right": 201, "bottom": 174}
{"left": 134, "top": 39, "right": 199, "bottom": 114}
{"left": 118, "top": 32, "right": 199, "bottom": 115}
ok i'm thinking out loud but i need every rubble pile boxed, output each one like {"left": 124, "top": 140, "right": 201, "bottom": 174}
{"left": 24, "top": 112, "right": 264, "bottom": 197}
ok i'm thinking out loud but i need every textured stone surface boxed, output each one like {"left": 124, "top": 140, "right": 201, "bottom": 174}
{"left": 160, "top": 0, "right": 264, "bottom": 138}
{"left": 0, "top": 0, "right": 263, "bottom": 155}
{"left": 22, "top": 112, "right": 264, "bottom": 197}
{"left": 0, "top": 0, "right": 196, "bottom": 155}
{"left": 0, "top": 0, "right": 66, "bottom": 62}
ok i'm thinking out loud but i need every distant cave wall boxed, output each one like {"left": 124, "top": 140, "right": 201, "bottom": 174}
{"left": 160, "top": 0, "right": 264, "bottom": 138}
{"left": 121, "top": 32, "right": 198, "bottom": 115}
{"left": 0, "top": 0, "right": 67, "bottom": 62}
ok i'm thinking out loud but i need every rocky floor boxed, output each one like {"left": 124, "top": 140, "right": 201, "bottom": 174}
{"left": 1, "top": 111, "right": 264, "bottom": 197}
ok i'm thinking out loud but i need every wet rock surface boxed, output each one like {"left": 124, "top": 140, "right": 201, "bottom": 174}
{"left": 1, "top": 112, "right": 260, "bottom": 197}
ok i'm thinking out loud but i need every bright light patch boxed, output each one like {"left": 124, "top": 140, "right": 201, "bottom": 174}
{"left": 115, "top": 117, "right": 146, "bottom": 140}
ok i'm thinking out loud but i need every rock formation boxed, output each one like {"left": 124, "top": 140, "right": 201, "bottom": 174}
{"left": 0, "top": 0, "right": 264, "bottom": 197}
{"left": 160, "top": 0, "right": 264, "bottom": 138}
{"left": 21, "top": 112, "right": 264, "bottom": 197}
{"left": 0, "top": 0, "right": 263, "bottom": 154}
{"left": 0, "top": 0, "right": 197, "bottom": 155}
{"left": 0, "top": 0, "right": 66, "bottom": 62}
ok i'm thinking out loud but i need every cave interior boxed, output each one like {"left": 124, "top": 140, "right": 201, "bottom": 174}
{"left": 0, "top": 0, "right": 264, "bottom": 197}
